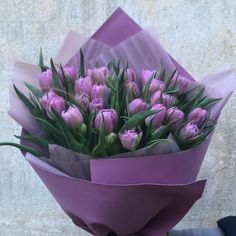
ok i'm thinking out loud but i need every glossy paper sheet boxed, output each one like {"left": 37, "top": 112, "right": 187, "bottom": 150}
{"left": 9, "top": 8, "right": 236, "bottom": 236}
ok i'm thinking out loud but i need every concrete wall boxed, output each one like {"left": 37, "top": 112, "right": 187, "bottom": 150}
{"left": 0, "top": 0, "right": 236, "bottom": 235}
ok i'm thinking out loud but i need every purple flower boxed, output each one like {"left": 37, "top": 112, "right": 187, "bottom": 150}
{"left": 179, "top": 123, "right": 199, "bottom": 142}
{"left": 142, "top": 69, "right": 156, "bottom": 86}
{"left": 150, "top": 79, "right": 165, "bottom": 95}
{"left": 61, "top": 106, "right": 83, "bottom": 128}
{"left": 46, "top": 96, "right": 65, "bottom": 115}
{"left": 74, "top": 93, "right": 90, "bottom": 111}
{"left": 89, "top": 97, "right": 104, "bottom": 113}
{"left": 118, "top": 129, "right": 142, "bottom": 151}
{"left": 87, "top": 66, "right": 110, "bottom": 84}
{"left": 94, "top": 109, "right": 117, "bottom": 133}
{"left": 39, "top": 90, "right": 59, "bottom": 110}
{"left": 188, "top": 108, "right": 207, "bottom": 126}
{"left": 166, "top": 107, "right": 184, "bottom": 128}
{"left": 162, "top": 93, "right": 173, "bottom": 107}
{"left": 61, "top": 66, "right": 77, "bottom": 81}
{"left": 75, "top": 76, "right": 93, "bottom": 96}
{"left": 126, "top": 68, "right": 136, "bottom": 82}
{"left": 128, "top": 98, "right": 147, "bottom": 116}
{"left": 39, "top": 69, "right": 52, "bottom": 91}
{"left": 91, "top": 84, "right": 110, "bottom": 99}
{"left": 171, "top": 74, "right": 190, "bottom": 95}
{"left": 145, "top": 104, "right": 166, "bottom": 129}
{"left": 150, "top": 91, "right": 162, "bottom": 106}
{"left": 126, "top": 81, "right": 140, "bottom": 101}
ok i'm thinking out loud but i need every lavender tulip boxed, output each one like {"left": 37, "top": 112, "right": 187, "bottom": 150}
{"left": 126, "top": 81, "right": 140, "bottom": 101}
{"left": 94, "top": 109, "right": 117, "bottom": 133}
{"left": 75, "top": 76, "right": 93, "bottom": 96}
{"left": 188, "top": 108, "right": 208, "bottom": 126}
{"left": 46, "top": 96, "right": 65, "bottom": 115}
{"left": 89, "top": 97, "right": 104, "bottom": 113}
{"left": 145, "top": 104, "right": 166, "bottom": 129}
{"left": 150, "top": 91, "right": 162, "bottom": 106}
{"left": 87, "top": 66, "right": 110, "bottom": 84}
{"left": 166, "top": 107, "right": 184, "bottom": 128}
{"left": 128, "top": 98, "right": 147, "bottom": 116}
{"left": 39, "top": 90, "right": 59, "bottom": 110}
{"left": 179, "top": 123, "right": 199, "bottom": 142}
{"left": 39, "top": 69, "right": 52, "bottom": 91}
{"left": 91, "top": 84, "right": 110, "bottom": 99}
{"left": 142, "top": 69, "right": 156, "bottom": 86}
{"left": 118, "top": 129, "right": 142, "bottom": 151}
{"left": 171, "top": 74, "right": 190, "bottom": 95}
{"left": 150, "top": 79, "right": 165, "bottom": 95}
{"left": 162, "top": 93, "right": 173, "bottom": 107}
{"left": 61, "top": 106, "right": 83, "bottom": 128}
{"left": 61, "top": 66, "right": 77, "bottom": 81}
{"left": 126, "top": 68, "right": 136, "bottom": 82}
{"left": 74, "top": 93, "right": 90, "bottom": 111}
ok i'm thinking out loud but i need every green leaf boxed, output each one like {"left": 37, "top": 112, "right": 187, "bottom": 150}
{"left": 13, "top": 84, "right": 34, "bottom": 113}
{"left": 50, "top": 58, "right": 62, "bottom": 90}
{"left": 164, "top": 69, "right": 177, "bottom": 89}
{"left": 142, "top": 73, "right": 155, "bottom": 102}
{"left": 91, "top": 114, "right": 106, "bottom": 156}
{"left": 146, "top": 139, "right": 171, "bottom": 147}
{"left": 79, "top": 49, "right": 85, "bottom": 77}
{"left": 198, "top": 97, "right": 222, "bottom": 108}
{"left": 158, "top": 59, "right": 165, "bottom": 81}
{"left": 0, "top": 142, "right": 44, "bottom": 157}
{"left": 38, "top": 48, "right": 48, "bottom": 72}
{"left": 14, "top": 134, "right": 49, "bottom": 149}
{"left": 24, "top": 81, "right": 44, "bottom": 99}
{"left": 120, "top": 109, "right": 160, "bottom": 132}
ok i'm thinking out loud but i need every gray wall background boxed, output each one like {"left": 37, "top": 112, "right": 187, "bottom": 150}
{"left": 0, "top": 0, "right": 236, "bottom": 235}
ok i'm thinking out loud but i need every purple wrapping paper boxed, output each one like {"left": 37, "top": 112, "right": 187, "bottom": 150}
{"left": 26, "top": 153, "right": 206, "bottom": 236}
{"left": 8, "top": 8, "right": 236, "bottom": 236}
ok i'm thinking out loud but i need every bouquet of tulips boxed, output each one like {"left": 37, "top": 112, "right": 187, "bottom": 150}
{"left": 1, "top": 8, "right": 236, "bottom": 236}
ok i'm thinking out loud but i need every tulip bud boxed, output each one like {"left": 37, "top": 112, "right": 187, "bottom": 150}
{"left": 46, "top": 96, "right": 65, "bottom": 115}
{"left": 61, "top": 106, "right": 83, "bottom": 128}
{"left": 126, "top": 81, "right": 140, "bottom": 101}
{"left": 74, "top": 93, "right": 90, "bottom": 111}
{"left": 128, "top": 98, "right": 147, "bottom": 116}
{"left": 87, "top": 66, "right": 110, "bottom": 84}
{"left": 188, "top": 108, "right": 207, "bottom": 126}
{"left": 145, "top": 104, "right": 166, "bottom": 129}
{"left": 166, "top": 107, "right": 184, "bottom": 128}
{"left": 61, "top": 66, "right": 77, "bottom": 81}
{"left": 179, "top": 123, "right": 199, "bottom": 142}
{"left": 94, "top": 109, "right": 117, "bottom": 134}
{"left": 39, "top": 90, "right": 59, "bottom": 110}
{"left": 105, "top": 132, "right": 117, "bottom": 146}
{"left": 91, "top": 84, "right": 110, "bottom": 99}
{"left": 150, "top": 91, "right": 162, "bottom": 106}
{"left": 162, "top": 93, "right": 173, "bottom": 107}
{"left": 142, "top": 69, "right": 156, "bottom": 86}
{"left": 150, "top": 79, "right": 165, "bottom": 95}
{"left": 118, "top": 129, "right": 142, "bottom": 151}
{"left": 126, "top": 68, "right": 136, "bottom": 82}
{"left": 39, "top": 69, "right": 52, "bottom": 91}
{"left": 75, "top": 76, "right": 93, "bottom": 96}
{"left": 89, "top": 97, "right": 104, "bottom": 113}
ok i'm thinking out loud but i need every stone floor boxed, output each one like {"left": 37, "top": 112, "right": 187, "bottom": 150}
{"left": 0, "top": 0, "right": 236, "bottom": 235}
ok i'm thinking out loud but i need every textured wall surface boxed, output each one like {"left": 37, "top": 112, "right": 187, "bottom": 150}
{"left": 0, "top": 0, "right": 236, "bottom": 235}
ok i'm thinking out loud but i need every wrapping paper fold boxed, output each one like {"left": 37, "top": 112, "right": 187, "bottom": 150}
{"left": 9, "top": 7, "right": 236, "bottom": 236}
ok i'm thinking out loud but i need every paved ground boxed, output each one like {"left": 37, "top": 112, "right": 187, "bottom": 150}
{"left": 0, "top": 0, "right": 236, "bottom": 235}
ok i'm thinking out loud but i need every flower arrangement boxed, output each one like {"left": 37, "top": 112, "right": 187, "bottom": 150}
{"left": 5, "top": 50, "right": 220, "bottom": 158}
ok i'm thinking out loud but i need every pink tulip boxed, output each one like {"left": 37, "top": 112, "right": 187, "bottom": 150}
{"left": 46, "top": 96, "right": 65, "bottom": 115}
{"left": 75, "top": 76, "right": 93, "bottom": 96}
{"left": 150, "top": 79, "right": 165, "bottom": 95}
{"left": 188, "top": 108, "right": 207, "bottom": 126}
{"left": 87, "top": 67, "right": 110, "bottom": 84}
{"left": 179, "top": 123, "right": 199, "bottom": 142}
{"left": 94, "top": 109, "right": 117, "bottom": 133}
{"left": 166, "top": 107, "right": 184, "bottom": 128}
{"left": 142, "top": 69, "right": 156, "bottom": 86}
{"left": 61, "top": 106, "right": 83, "bottom": 128}
{"left": 89, "top": 98, "right": 104, "bottom": 113}
{"left": 150, "top": 91, "right": 162, "bottom": 106}
{"left": 145, "top": 104, "right": 166, "bottom": 129}
{"left": 61, "top": 66, "right": 77, "bottom": 81}
{"left": 39, "top": 69, "right": 52, "bottom": 91}
{"left": 119, "top": 129, "right": 142, "bottom": 151}
{"left": 39, "top": 90, "right": 59, "bottom": 110}
{"left": 91, "top": 84, "right": 110, "bottom": 99}
{"left": 126, "top": 81, "right": 140, "bottom": 101}
{"left": 74, "top": 93, "right": 90, "bottom": 111}
{"left": 128, "top": 98, "right": 147, "bottom": 116}
{"left": 162, "top": 93, "right": 173, "bottom": 107}
{"left": 126, "top": 68, "right": 136, "bottom": 82}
